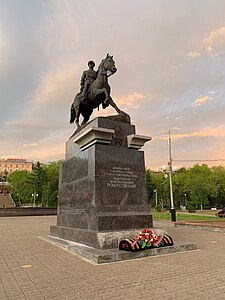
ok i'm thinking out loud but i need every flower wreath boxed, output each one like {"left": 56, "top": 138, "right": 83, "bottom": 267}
{"left": 119, "top": 228, "right": 173, "bottom": 251}
{"left": 131, "top": 228, "right": 163, "bottom": 249}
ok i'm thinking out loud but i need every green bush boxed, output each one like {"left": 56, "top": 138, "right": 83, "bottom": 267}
{"left": 155, "top": 204, "right": 162, "bottom": 212}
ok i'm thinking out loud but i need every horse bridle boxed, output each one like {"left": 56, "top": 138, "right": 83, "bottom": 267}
{"left": 99, "top": 59, "right": 116, "bottom": 77}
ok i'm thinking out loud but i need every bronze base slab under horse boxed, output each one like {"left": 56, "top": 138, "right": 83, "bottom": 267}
{"left": 70, "top": 112, "right": 131, "bottom": 138}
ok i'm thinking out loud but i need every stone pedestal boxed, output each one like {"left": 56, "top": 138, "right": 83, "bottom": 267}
{"left": 50, "top": 117, "right": 152, "bottom": 249}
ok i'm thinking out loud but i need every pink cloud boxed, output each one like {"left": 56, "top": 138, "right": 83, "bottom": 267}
{"left": 191, "top": 95, "right": 213, "bottom": 108}
{"left": 114, "top": 92, "right": 146, "bottom": 109}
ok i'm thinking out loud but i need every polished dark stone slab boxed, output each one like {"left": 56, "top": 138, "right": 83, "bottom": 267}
{"left": 65, "top": 117, "right": 136, "bottom": 160}
{"left": 50, "top": 117, "right": 152, "bottom": 249}
{"left": 42, "top": 235, "right": 197, "bottom": 265}
{"left": 56, "top": 142, "right": 152, "bottom": 232}
{"left": 50, "top": 227, "right": 143, "bottom": 249}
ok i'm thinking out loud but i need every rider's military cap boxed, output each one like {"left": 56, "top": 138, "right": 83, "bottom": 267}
{"left": 88, "top": 60, "right": 95, "bottom": 67}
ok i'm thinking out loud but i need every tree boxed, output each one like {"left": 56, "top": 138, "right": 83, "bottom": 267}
{"left": 186, "top": 164, "right": 217, "bottom": 209}
{"left": 145, "top": 170, "right": 169, "bottom": 208}
{"left": 145, "top": 164, "right": 223, "bottom": 210}
{"left": 42, "top": 160, "right": 63, "bottom": 207}
{"left": 7, "top": 170, "right": 34, "bottom": 205}
{"left": 211, "top": 166, "right": 225, "bottom": 208}
{"left": 145, "top": 169, "right": 155, "bottom": 202}
{"left": 172, "top": 167, "right": 189, "bottom": 208}
{"left": 29, "top": 161, "right": 47, "bottom": 205}
{"left": 8, "top": 160, "right": 63, "bottom": 207}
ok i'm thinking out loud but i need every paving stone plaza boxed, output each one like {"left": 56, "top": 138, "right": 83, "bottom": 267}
{"left": 1, "top": 216, "right": 225, "bottom": 300}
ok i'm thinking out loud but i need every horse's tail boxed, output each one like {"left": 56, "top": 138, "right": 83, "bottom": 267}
{"left": 70, "top": 103, "right": 76, "bottom": 124}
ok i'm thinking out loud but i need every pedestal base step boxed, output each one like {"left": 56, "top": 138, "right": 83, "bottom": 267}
{"left": 39, "top": 235, "right": 197, "bottom": 264}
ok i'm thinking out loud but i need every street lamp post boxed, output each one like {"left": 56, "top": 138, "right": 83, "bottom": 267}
{"left": 32, "top": 193, "right": 38, "bottom": 206}
{"left": 162, "top": 130, "right": 177, "bottom": 222}
{"left": 153, "top": 189, "right": 158, "bottom": 206}
{"left": 17, "top": 193, "right": 21, "bottom": 206}
{"left": 184, "top": 193, "right": 187, "bottom": 208}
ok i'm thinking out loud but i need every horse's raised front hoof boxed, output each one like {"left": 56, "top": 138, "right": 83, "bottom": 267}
{"left": 119, "top": 111, "right": 131, "bottom": 123}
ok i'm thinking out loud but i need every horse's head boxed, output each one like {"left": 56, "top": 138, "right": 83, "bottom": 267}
{"left": 101, "top": 53, "right": 117, "bottom": 76}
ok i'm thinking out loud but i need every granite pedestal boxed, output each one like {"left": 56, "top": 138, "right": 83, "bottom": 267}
{"left": 50, "top": 117, "right": 152, "bottom": 250}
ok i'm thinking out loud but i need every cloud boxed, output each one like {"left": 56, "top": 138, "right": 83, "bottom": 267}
{"left": 204, "top": 26, "right": 225, "bottom": 52}
{"left": 156, "top": 126, "right": 225, "bottom": 141}
{"left": 31, "top": 147, "right": 65, "bottom": 162}
{"left": 115, "top": 92, "right": 146, "bottom": 109}
{"left": 214, "top": 141, "right": 225, "bottom": 159}
{"left": 0, "top": 63, "right": 79, "bottom": 164}
{"left": 34, "top": 1, "right": 82, "bottom": 65}
{"left": 1, "top": 1, "right": 225, "bottom": 169}
{"left": 0, "top": 28, "right": 7, "bottom": 70}
{"left": 31, "top": 65, "right": 79, "bottom": 106}
{"left": 92, "top": 92, "right": 146, "bottom": 118}
{"left": 204, "top": 27, "right": 225, "bottom": 46}
{"left": 187, "top": 50, "right": 201, "bottom": 59}
{"left": 186, "top": 26, "right": 225, "bottom": 59}
{"left": 4, "top": 64, "right": 79, "bottom": 133}
{"left": 22, "top": 143, "right": 38, "bottom": 148}
{"left": 191, "top": 95, "right": 214, "bottom": 108}
{"left": 170, "top": 127, "right": 180, "bottom": 131}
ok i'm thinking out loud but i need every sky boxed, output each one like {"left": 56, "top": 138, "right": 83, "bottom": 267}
{"left": 1, "top": 0, "right": 225, "bottom": 170}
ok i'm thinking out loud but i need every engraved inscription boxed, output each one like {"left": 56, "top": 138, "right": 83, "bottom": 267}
{"left": 105, "top": 166, "right": 137, "bottom": 189}
{"left": 60, "top": 208, "right": 86, "bottom": 215}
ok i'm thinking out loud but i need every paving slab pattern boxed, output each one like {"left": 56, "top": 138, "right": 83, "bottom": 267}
{"left": 0, "top": 216, "right": 225, "bottom": 299}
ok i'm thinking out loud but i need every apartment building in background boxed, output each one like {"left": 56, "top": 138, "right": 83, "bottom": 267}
{"left": 0, "top": 158, "right": 33, "bottom": 175}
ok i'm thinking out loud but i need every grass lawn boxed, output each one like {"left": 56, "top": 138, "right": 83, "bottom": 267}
{"left": 194, "top": 210, "right": 219, "bottom": 215}
{"left": 152, "top": 211, "right": 218, "bottom": 221}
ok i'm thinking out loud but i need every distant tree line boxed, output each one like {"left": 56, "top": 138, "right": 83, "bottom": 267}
{"left": 146, "top": 164, "right": 225, "bottom": 210}
{"left": 7, "top": 160, "right": 63, "bottom": 207}
{"left": 7, "top": 161, "right": 225, "bottom": 210}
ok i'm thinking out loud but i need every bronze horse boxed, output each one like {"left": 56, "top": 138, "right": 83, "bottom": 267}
{"left": 70, "top": 54, "right": 122, "bottom": 127}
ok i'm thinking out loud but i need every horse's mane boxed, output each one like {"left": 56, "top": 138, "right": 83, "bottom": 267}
{"left": 97, "top": 59, "right": 104, "bottom": 74}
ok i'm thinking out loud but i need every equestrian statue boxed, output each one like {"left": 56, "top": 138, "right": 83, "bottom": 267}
{"left": 70, "top": 54, "right": 128, "bottom": 128}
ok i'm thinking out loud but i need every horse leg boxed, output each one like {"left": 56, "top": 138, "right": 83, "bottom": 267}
{"left": 108, "top": 96, "right": 121, "bottom": 114}
{"left": 103, "top": 89, "right": 109, "bottom": 104}
{"left": 75, "top": 108, "right": 81, "bottom": 128}
{"left": 81, "top": 116, "right": 89, "bottom": 125}
{"left": 81, "top": 110, "right": 92, "bottom": 125}
{"left": 70, "top": 103, "right": 76, "bottom": 124}
{"left": 94, "top": 88, "right": 109, "bottom": 104}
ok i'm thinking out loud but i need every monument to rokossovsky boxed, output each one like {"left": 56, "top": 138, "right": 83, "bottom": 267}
{"left": 50, "top": 54, "right": 152, "bottom": 250}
